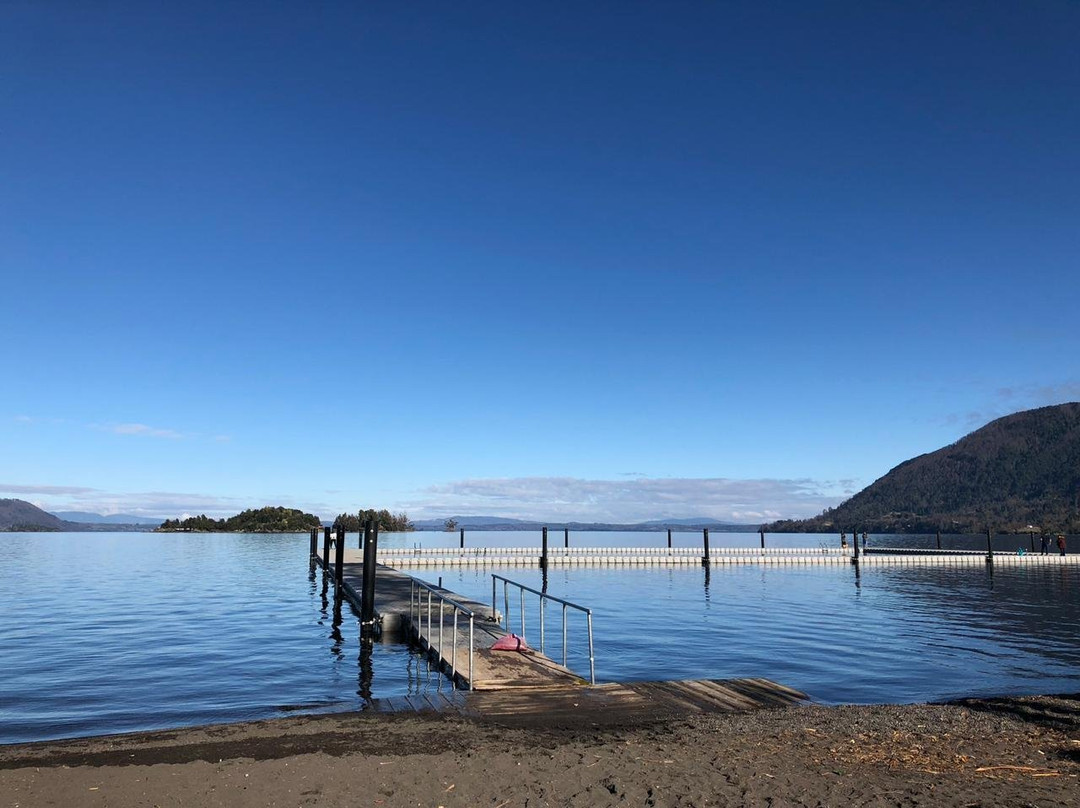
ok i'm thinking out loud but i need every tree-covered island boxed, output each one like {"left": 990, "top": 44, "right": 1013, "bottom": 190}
{"left": 158, "top": 506, "right": 321, "bottom": 533}
{"left": 332, "top": 509, "right": 413, "bottom": 532}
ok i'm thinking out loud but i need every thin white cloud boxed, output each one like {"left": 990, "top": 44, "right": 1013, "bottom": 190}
{"left": 104, "top": 423, "right": 185, "bottom": 439}
{"left": 0, "top": 483, "right": 99, "bottom": 496}
{"left": 406, "top": 476, "right": 847, "bottom": 523}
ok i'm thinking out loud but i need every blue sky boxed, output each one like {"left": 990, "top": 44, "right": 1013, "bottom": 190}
{"left": 2, "top": 2, "right": 1078, "bottom": 523}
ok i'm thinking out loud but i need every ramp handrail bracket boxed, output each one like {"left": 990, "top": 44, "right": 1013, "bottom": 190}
{"left": 490, "top": 573, "right": 596, "bottom": 685}
{"left": 407, "top": 576, "right": 476, "bottom": 691}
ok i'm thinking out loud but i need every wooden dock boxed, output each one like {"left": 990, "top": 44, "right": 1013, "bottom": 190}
{"left": 366, "top": 677, "right": 807, "bottom": 726}
{"left": 336, "top": 550, "right": 586, "bottom": 690}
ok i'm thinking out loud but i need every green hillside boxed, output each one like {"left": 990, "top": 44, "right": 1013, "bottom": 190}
{"left": 766, "top": 403, "right": 1080, "bottom": 533}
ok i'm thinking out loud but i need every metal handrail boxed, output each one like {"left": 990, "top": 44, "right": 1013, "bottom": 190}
{"left": 408, "top": 577, "right": 475, "bottom": 690}
{"left": 491, "top": 574, "right": 595, "bottom": 684}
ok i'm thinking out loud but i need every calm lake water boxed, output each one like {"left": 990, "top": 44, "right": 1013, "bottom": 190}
{"left": 2, "top": 530, "right": 1079, "bottom": 744}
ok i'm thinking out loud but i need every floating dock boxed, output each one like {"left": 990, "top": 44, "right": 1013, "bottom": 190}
{"left": 372, "top": 546, "right": 1080, "bottom": 567}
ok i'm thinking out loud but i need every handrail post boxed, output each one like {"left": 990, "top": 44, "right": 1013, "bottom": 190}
{"left": 540, "top": 596, "right": 546, "bottom": 655}
{"left": 562, "top": 603, "right": 568, "bottom": 665}
{"left": 452, "top": 609, "right": 458, "bottom": 686}
{"left": 587, "top": 610, "right": 595, "bottom": 684}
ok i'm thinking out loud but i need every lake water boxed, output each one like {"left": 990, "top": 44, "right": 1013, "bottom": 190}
{"left": 2, "top": 530, "right": 1079, "bottom": 744}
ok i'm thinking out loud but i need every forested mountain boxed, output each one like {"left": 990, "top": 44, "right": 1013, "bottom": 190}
{"left": 766, "top": 403, "right": 1080, "bottom": 533}
{"left": 159, "top": 506, "right": 321, "bottom": 533}
{"left": 0, "top": 499, "right": 78, "bottom": 531}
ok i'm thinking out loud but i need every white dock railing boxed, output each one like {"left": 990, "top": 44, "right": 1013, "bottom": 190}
{"left": 491, "top": 574, "right": 595, "bottom": 684}
{"left": 407, "top": 576, "right": 475, "bottom": 690}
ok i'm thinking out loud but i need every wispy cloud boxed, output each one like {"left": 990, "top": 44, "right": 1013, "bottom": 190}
{"left": 0, "top": 483, "right": 99, "bottom": 496}
{"left": 100, "top": 423, "right": 185, "bottom": 439}
{"left": 407, "top": 476, "right": 848, "bottom": 523}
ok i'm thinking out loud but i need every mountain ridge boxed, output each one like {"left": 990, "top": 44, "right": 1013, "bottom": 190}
{"left": 765, "top": 403, "right": 1080, "bottom": 533}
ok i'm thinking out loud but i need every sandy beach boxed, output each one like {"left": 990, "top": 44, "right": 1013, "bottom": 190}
{"left": 3, "top": 693, "right": 1079, "bottom": 807}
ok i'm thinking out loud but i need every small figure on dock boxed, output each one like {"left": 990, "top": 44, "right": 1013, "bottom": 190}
{"left": 1057, "top": 534, "right": 1067, "bottom": 556}
{"left": 1041, "top": 533, "right": 1050, "bottom": 555}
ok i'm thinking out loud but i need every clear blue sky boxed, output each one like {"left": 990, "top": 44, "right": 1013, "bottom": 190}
{"left": 2, "top": 2, "right": 1077, "bottom": 523}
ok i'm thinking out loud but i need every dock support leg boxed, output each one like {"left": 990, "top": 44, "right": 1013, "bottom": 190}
{"left": 760, "top": 529, "right": 765, "bottom": 550}
{"left": 541, "top": 526, "right": 548, "bottom": 570}
{"left": 667, "top": 528, "right": 672, "bottom": 550}
{"left": 703, "top": 528, "right": 710, "bottom": 566}
{"left": 986, "top": 528, "right": 994, "bottom": 564}
{"left": 361, "top": 520, "right": 378, "bottom": 627}
{"left": 564, "top": 527, "right": 569, "bottom": 548}
{"left": 460, "top": 527, "right": 464, "bottom": 549}
{"left": 309, "top": 527, "right": 318, "bottom": 558}
{"left": 334, "top": 525, "right": 345, "bottom": 589}
{"left": 322, "top": 526, "right": 332, "bottom": 569}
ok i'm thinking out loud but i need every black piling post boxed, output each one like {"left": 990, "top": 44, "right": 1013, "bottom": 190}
{"left": 986, "top": 527, "right": 994, "bottom": 564}
{"left": 334, "top": 525, "right": 345, "bottom": 589}
{"left": 361, "top": 520, "right": 378, "bottom": 628}
{"left": 760, "top": 528, "right": 765, "bottom": 550}
{"left": 309, "top": 527, "right": 318, "bottom": 558}
{"left": 564, "top": 527, "right": 569, "bottom": 548}
{"left": 853, "top": 527, "right": 860, "bottom": 562}
{"left": 541, "top": 526, "right": 549, "bottom": 570}
{"left": 1030, "top": 531, "right": 1035, "bottom": 553}
{"left": 322, "top": 525, "right": 332, "bottom": 569}
{"left": 936, "top": 531, "right": 941, "bottom": 551}
{"left": 667, "top": 528, "right": 672, "bottom": 549}
{"left": 703, "top": 528, "right": 710, "bottom": 566}
{"left": 459, "top": 527, "right": 464, "bottom": 549}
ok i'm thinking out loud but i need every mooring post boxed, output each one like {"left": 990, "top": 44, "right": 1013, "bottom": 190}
{"left": 1030, "top": 531, "right": 1035, "bottom": 553}
{"left": 936, "top": 531, "right": 941, "bottom": 550}
{"left": 760, "top": 529, "right": 765, "bottom": 550}
{"left": 986, "top": 527, "right": 994, "bottom": 564}
{"left": 541, "top": 526, "right": 549, "bottom": 570}
{"left": 459, "top": 527, "right": 464, "bottom": 549}
{"left": 667, "top": 528, "right": 672, "bottom": 549}
{"left": 853, "top": 527, "right": 860, "bottom": 562}
{"left": 361, "top": 520, "right": 378, "bottom": 627}
{"left": 334, "top": 525, "right": 345, "bottom": 588}
{"left": 703, "top": 528, "right": 710, "bottom": 565}
{"left": 322, "top": 525, "right": 332, "bottom": 569}
{"left": 564, "top": 527, "right": 569, "bottom": 548}
{"left": 309, "top": 527, "right": 318, "bottom": 558}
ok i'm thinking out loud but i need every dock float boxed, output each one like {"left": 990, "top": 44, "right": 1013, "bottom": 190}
{"left": 372, "top": 546, "right": 1080, "bottom": 567}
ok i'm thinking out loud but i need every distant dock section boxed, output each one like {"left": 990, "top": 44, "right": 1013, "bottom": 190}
{"left": 373, "top": 545, "right": 1080, "bottom": 567}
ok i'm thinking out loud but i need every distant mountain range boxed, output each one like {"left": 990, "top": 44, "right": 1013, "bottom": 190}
{"left": 52, "top": 511, "right": 162, "bottom": 525}
{"left": 765, "top": 402, "right": 1080, "bottom": 534}
{"left": 411, "top": 516, "right": 754, "bottom": 532}
{"left": 0, "top": 499, "right": 75, "bottom": 531}
{"left": 0, "top": 500, "right": 156, "bottom": 532}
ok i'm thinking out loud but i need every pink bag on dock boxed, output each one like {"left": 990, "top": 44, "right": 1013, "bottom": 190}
{"left": 491, "top": 633, "right": 528, "bottom": 652}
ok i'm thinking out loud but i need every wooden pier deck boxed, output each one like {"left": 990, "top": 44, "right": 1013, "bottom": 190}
{"left": 366, "top": 677, "right": 807, "bottom": 726}
{"left": 336, "top": 550, "right": 585, "bottom": 690}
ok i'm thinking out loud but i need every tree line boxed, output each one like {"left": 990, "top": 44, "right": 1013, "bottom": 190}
{"left": 159, "top": 506, "right": 321, "bottom": 533}
{"left": 332, "top": 509, "right": 413, "bottom": 532}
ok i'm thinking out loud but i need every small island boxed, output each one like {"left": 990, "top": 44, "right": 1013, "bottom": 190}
{"left": 158, "top": 506, "right": 321, "bottom": 533}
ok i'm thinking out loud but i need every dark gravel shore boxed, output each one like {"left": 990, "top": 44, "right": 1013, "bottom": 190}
{"left": 3, "top": 694, "right": 1079, "bottom": 807}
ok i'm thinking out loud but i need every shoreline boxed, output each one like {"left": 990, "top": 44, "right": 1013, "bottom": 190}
{"left": 4, "top": 694, "right": 1079, "bottom": 807}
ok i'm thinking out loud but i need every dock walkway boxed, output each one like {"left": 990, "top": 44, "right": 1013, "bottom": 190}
{"left": 336, "top": 550, "right": 584, "bottom": 690}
